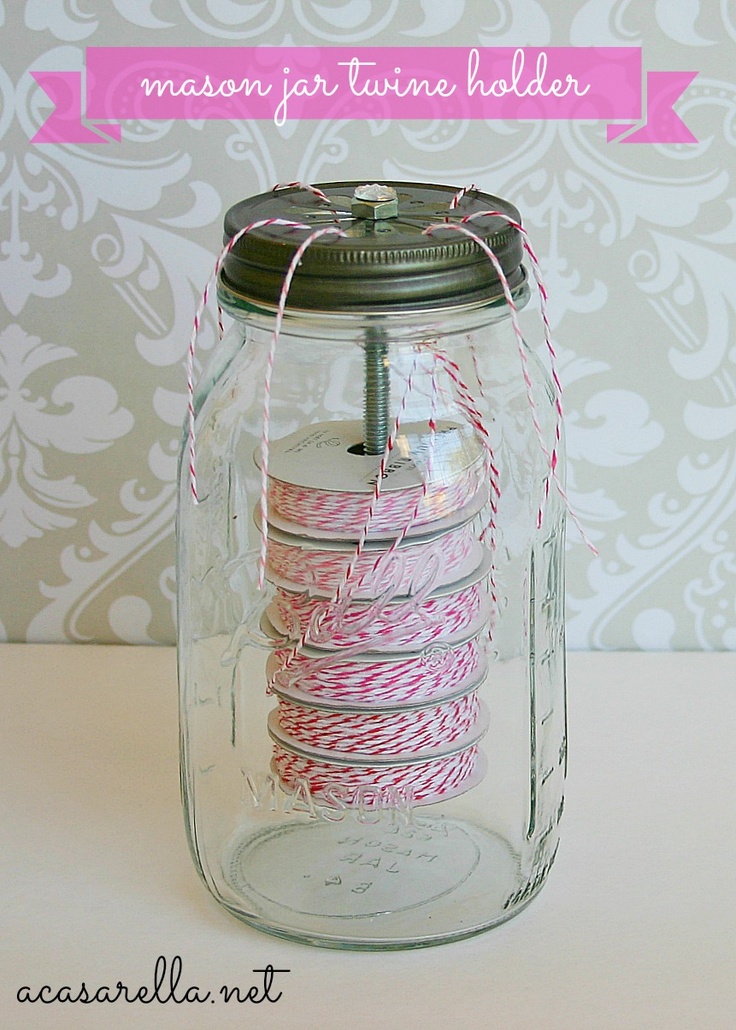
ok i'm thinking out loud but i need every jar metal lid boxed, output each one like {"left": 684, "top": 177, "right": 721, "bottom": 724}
{"left": 219, "top": 181, "right": 524, "bottom": 314}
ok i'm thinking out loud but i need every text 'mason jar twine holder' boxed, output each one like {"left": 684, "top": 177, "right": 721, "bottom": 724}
{"left": 177, "top": 180, "right": 591, "bottom": 950}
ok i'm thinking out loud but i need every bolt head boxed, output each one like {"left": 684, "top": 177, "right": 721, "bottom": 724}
{"left": 351, "top": 184, "right": 399, "bottom": 220}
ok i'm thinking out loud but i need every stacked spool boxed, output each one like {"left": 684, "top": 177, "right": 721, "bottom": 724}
{"left": 261, "top": 420, "right": 491, "bottom": 806}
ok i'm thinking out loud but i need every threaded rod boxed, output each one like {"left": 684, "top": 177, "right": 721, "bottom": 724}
{"left": 363, "top": 327, "right": 390, "bottom": 455}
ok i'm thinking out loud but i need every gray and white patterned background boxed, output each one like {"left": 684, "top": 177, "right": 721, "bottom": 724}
{"left": 1, "top": 1, "right": 735, "bottom": 649}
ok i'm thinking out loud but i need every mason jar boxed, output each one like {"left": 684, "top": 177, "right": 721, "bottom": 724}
{"left": 177, "top": 181, "right": 567, "bottom": 949}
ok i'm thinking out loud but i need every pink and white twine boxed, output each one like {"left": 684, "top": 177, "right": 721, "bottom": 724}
{"left": 267, "top": 635, "right": 485, "bottom": 707}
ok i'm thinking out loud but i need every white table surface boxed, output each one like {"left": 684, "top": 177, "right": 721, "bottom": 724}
{"left": 1, "top": 644, "right": 734, "bottom": 1029}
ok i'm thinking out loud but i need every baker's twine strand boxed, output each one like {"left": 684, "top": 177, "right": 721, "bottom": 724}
{"left": 267, "top": 636, "right": 483, "bottom": 706}
{"left": 464, "top": 207, "right": 563, "bottom": 520}
{"left": 332, "top": 350, "right": 423, "bottom": 608}
{"left": 276, "top": 691, "right": 480, "bottom": 756}
{"left": 467, "top": 335, "right": 501, "bottom": 635}
{"left": 359, "top": 350, "right": 441, "bottom": 589}
{"left": 272, "top": 741, "right": 480, "bottom": 802}
{"left": 424, "top": 217, "right": 596, "bottom": 553}
{"left": 449, "top": 183, "right": 478, "bottom": 210}
{"left": 467, "top": 336, "right": 501, "bottom": 537}
{"left": 256, "top": 224, "right": 347, "bottom": 588}
{"left": 426, "top": 345, "right": 499, "bottom": 621}
{"left": 185, "top": 216, "right": 341, "bottom": 504}
{"left": 272, "top": 180, "right": 343, "bottom": 224}
{"left": 425, "top": 221, "right": 549, "bottom": 524}
{"left": 447, "top": 189, "right": 596, "bottom": 551}
{"left": 273, "top": 180, "right": 331, "bottom": 204}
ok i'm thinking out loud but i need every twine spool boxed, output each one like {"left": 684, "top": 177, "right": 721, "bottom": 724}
{"left": 271, "top": 740, "right": 482, "bottom": 805}
{"left": 265, "top": 635, "right": 486, "bottom": 707}
{"left": 262, "top": 418, "right": 486, "bottom": 543}
{"left": 268, "top": 576, "right": 489, "bottom": 652}
{"left": 265, "top": 518, "right": 481, "bottom": 599}
{"left": 266, "top": 459, "right": 484, "bottom": 538}
{"left": 275, "top": 690, "right": 481, "bottom": 757}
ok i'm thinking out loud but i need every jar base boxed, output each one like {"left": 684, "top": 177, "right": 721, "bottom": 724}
{"left": 218, "top": 815, "right": 549, "bottom": 950}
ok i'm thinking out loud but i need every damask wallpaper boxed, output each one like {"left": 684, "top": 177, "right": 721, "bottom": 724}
{"left": 1, "top": 2, "right": 734, "bottom": 649}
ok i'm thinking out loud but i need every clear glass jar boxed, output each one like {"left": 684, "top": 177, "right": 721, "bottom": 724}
{"left": 177, "top": 183, "right": 566, "bottom": 949}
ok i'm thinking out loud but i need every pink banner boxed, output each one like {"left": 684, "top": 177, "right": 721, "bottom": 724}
{"left": 30, "top": 47, "right": 697, "bottom": 144}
